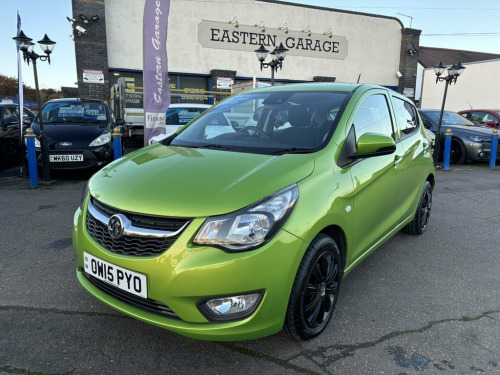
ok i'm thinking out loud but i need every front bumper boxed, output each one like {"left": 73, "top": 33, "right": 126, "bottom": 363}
{"left": 73, "top": 204, "right": 307, "bottom": 341}
{"left": 37, "top": 146, "right": 114, "bottom": 170}
{"left": 465, "top": 140, "right": 500, "bottom": 162}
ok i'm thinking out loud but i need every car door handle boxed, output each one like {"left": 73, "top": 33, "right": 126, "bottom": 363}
{"left": 394, "top": 155, "right": 403, "bottom": 168}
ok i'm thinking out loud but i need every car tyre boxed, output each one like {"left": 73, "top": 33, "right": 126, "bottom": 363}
{"left": 402, "top": 181, "right": 432, "bottom": 235}
{"left": 283, "top": 234, "right": 342, "bottom": 340}
{"left": 449, "top": 139, "right": 466, "bottom": 164}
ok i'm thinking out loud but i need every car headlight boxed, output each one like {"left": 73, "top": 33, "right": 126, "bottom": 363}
{"left": 89, "top": 132, "right": 111, "bottom": 147}
{"left": 466, "top": 135, "right": 491, "bottom": 143}
{"left": 194, "top": 184, "right": 299, "bottom": 251}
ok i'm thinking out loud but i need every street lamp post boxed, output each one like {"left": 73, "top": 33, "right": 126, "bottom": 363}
{"left": 433, "top": 61, "right": 465, "bottom": 165}
{"left": 13, "top": 30, "right": 56, "bottom": 182}
{"left": 255, "top": 42, "right": 289, "bottom": 86}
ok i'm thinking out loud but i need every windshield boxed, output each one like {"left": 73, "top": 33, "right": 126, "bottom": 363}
{"left": 425, "top": 111, "right": 475, "bottom": 126}
{"left": 169, "top": 91, "right": 349, "bottom": 154}
{"left": 166, "top": 107, "right": 209, "bottom": 125}
{"left": 41, "top": 101, "right": 109, "bottom": 124}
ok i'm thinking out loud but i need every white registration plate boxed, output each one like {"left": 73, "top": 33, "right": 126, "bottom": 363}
{"left": 49, "top": 154, "right": 84, "bottom": 162}
{"left": 84, "top": 252, "right": 147, "bottom": 298}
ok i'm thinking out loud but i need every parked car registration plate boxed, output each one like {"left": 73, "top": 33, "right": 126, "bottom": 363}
{"left": 49, "top": 154, "right": 84, "bottom": 162}
{"left": 84, "top": 252, "right": 147, "bottom": 298}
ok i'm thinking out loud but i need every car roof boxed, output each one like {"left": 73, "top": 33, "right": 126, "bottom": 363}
{"left": 168, "top": 103, "right": 211, "bottom": 108}
{"left": 243, "top": 82, "right": 412, "bottom": 101}
{"left": 45, "top": 98, "right": 107, "bottom": 104}
{"left": 458, "top": 109, "right": 500, "bottom": 112}
{"left": 251, "top": 82, "right": 367, "bottom": 93}
{"left": 0, "top": 103, "right": 33, "bottom": 109}
{"left": 419, "top": 109, "right": 461, "bottom": 113}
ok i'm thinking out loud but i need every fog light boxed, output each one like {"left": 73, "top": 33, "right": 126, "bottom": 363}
{"left": 198, "top": 292, "right": 263, "bottom": 322}
{"left": 103, "top": 150, "right": 111, "bottom": 158}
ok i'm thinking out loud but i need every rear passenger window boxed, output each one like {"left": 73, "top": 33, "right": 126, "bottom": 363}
{"left": 393, "top": 97, "right": 418, "bottom": 135}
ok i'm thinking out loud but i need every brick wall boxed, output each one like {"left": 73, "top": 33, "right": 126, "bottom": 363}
{"left": 72, "top": 0, "right": 109, "bottom": 102}
{"left": 398, "top": 28, "right": 421, "bottom": 100}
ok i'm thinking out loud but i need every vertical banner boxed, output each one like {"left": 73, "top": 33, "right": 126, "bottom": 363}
{"left": 17, "top": 11, "right": 24, "bottom": 144}
{"left": 143, "top": 0, "right": 171, "bottom": 146}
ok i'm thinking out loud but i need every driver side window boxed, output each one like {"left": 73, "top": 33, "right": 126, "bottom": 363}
{"left": 353, "top": 95, "right": 394, "bottom": 141}
{"left": 2, "top": 106, "right": 17, "bottom": 125}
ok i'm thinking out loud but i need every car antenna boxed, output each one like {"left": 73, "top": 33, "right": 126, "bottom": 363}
{"left": 466, "top": 100, "right": 473, "bottom": 110}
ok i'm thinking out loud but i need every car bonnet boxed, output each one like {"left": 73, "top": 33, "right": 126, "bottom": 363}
{"left": 446, "top": 124, "right": 495, "bottom": 136}
{"left": 88, "top": 144, "right": 315, "bottom": 217}
{"left": 37, "top": 123, "right": 109, "bottom": 147}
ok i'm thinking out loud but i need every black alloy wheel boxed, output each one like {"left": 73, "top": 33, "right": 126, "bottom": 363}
{"left": 304, "top": 251, "right": 338, "bottom": 328}
{"left": 449, "top": 139, "right": 466, "bottom": 164}
{"left": 283, "top": 234, "right": 342, "bottom": 340}
{"left": 402, "top": 181, "right": 433, "bottom": 235}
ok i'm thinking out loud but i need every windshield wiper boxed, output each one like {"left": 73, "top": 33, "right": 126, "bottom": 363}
{"left": 267, "top": 147, "right": 313, "bottom": 155}
{"left": 195, "top": 144, "right": 243, "bottom": 152}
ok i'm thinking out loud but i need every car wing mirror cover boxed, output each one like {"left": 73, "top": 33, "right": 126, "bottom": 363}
{"left": 23, "top": 118, "right": 33, "bottom": 126}
{"left": 350, "top": 132, "right": 396, "bottom": 159}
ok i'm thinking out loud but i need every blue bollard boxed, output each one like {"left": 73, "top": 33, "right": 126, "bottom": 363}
{"left": 25, "top": 128, "right": 39, "bottom": 188}
{"left": 112, "top": 128, "right": 122, "bottom": 160}
{"left": 442, "top": 128, "right": 452, "bottom": 171}
{"left": 490, "top": 129, "right": 498, "bottom": 170}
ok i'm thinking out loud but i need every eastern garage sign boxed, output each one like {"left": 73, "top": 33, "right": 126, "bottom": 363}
{"left": 198, "top": 20, "right": 348, "bottom": 60}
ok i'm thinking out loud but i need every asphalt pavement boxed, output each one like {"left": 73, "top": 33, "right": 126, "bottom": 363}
{"left": 0, "top": 163, "right": 499, "bottom": 375}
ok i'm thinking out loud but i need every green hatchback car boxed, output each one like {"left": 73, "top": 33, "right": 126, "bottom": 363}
{"left": 73, "top": 83, "right": 435, "bottom": 341}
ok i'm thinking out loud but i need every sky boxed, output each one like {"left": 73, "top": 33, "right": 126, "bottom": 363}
{"left": 1, "top": 0, "right": 499, "bottom": 90}
{"left": 1, "top": 0, "right": 76, "bottom": 90}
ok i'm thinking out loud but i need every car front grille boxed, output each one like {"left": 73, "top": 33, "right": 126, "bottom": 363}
{"left": 86, "top": 197, "right": 190, "bottom": 256}
{"left": 51, "top": 159, "right": 92, "bottom": 168}
{"left": 84, "top": 272, "right": 180, "bottom": 320}
{"left": 91, "top": 198, "right": 188, "bottom": 232}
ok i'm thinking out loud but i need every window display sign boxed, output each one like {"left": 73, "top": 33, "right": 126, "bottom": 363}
{"left": 217, "top": 78, "right": 232, "bottom": 89}
{"left": 403, "top": 87, "right": 415, "bottom": 98}
{"left": 83, "top": 69, "right": 104, "bottom": 84}
{"left": 178, "top": 76, "right": 210, "bottom": 103}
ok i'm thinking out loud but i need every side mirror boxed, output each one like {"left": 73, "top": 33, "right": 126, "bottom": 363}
{"left": 350, "top": 133, "right": 396, "bottom": 159}
{"left": 486, "top": 120, "right": 497, "bottom": 127}
{"left": 23, "top": 118, "right": 33, "bottom": 126}
{"left": 115, "top": 118, "right": 125, "bottom": 126}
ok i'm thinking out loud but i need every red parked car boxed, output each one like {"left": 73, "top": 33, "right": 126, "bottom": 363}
{"left": 458, "top": 109, "right": 500, "bottom": 128}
